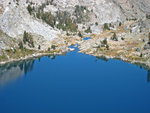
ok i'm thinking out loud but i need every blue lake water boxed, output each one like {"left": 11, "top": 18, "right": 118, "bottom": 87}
{"left": 0, "top": 46, "right": 150, "bottom": 113}
{"left": 84, "top": 37, "right": 91, "bottom": 40}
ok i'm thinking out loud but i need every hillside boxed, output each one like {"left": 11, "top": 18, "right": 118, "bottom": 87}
{"left": 0, "top": 0, "right": 150, "bottom": 67}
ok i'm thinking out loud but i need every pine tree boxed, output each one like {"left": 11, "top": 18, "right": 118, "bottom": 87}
{"left": 119, "top": 22, "right": 122, "bottom": 26}
{"left": 149, "top": 33, "right": 150, "bottom": 42}
{"left": 103, "top": 23, "right": 110, "bottom": 31}
{"left": 106, "top": 45, "right": 109, "bottom": 50}
{"left": 78, "top": 31, "right": 82, "bottom": 38}
{"left": 112, "top": 33, "right": 118, "bottom": 41}
{"left": 38, "top": 45, "right": 41, "bottom": 50}
{"left": 27, "top": 4, "right": 32, "bottom": 15}
{"left": 23, "top": 31, "right": 27, "bottom": 44}
{"left": 18, "top": 41, "right": 23, "bottom": 50}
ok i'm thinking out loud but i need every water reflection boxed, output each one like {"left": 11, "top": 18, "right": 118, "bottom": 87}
{"left": 47, "top": 55, "right": 56, "bottom": 60}
{"left": 96, "top": 56, "right": 150, "bottom": 83}
{"left": 0, "top": 52, "right": 150, "bottom": 87}
{"left": 95, "top": 56, "right": 109, "bottom": 62}
{"left": 147, "top": 70, "right": 150, "bottom": 82}
{"left": 0, "top": 55, "right": 58, "bottom": 86}
{"left": 0, "top": 59, "right": 35, "bottom": 86}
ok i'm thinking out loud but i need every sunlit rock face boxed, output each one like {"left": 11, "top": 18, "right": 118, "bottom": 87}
{"left": 111, "top": 0, "right": 150, "bottom": 20}
{"left": 0, "top": 0, "right": 150, "bottom": 41}
{"left": 0, "top": 0, "right": 150, "bottom": 38}
{"left": 52, "top": 0, "right": 122, "bottom": 24}
{"left": 0, "top": 0, "right": 60, "bottom": 40}
{"left": 52, "top": 0, "right": 150, "bottom": 23}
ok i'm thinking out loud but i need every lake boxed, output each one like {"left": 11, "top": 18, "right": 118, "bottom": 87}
{"left": 0, "top": 46, "right": 150, "bottom": 113}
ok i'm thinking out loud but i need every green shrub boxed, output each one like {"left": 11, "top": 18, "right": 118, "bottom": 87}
{"left": 27, "top": 4, "right": 33, "bottom": 15}
{"left": 101, "top": 39, "right": 109, "bottom": 50}
{"left": 106, "top": 45, "right": 109, "bottom": 50}
{"left": 48, "top": 47, "right": 50, "bottom": 51}
{"left": 103, "top": 23, "right": 110, "bottom": 31}
{"left": 0, "top": 54, "right": 7, "bottom": 61}
{"left": 85, "top": 27, "right": 92, "bottom": 33}
{"left": 95, "top": 22, "right": 98, "bottom": 26}
{"left": 119, "top": 22, "right": 122, "bottom": 26}
{"left": 56, "top": 11, "right": 78, "bottom": 32}
{"left": 23, "top": 31, "right": 34, "bottom": 48}
{"left": 29, "top": 3, "right": 79, "bottom": 32}
{"left": 149, "top": 33, "right": 150, "bottom": 42}
{"left": 121, "top": 37, "right": 125, "bottom": 40}
{"left": 112, "top": 33, "right": 118, "bottom": 41}
{"left": 140, "top": 53, "right": 143, "bottom": 57}
{"left": 51, "top": 45, "right": 56, "bottom": 50}
{"left": 78, "top": 31, "right": 82, "bottom": 38}
{"left": 74, "top": 5, "right": 89, "bottom": 23}
{"left": 102, "top": 38, "right": 107, "bottom": 45}
{"left": 18, "top": 41, "right": 23, "bottom": 50}
{"left": 41, "top": 12, "right": 56, "bottom": 28}
{"left": 66, "top": 32, "right": 70, "bottom": 36}
{"left": 23, "top": 31, "right": 27, "bottom": 44}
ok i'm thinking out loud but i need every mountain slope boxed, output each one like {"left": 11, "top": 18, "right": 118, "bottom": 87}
{"left": 0, "top": 0, "right": 150, "bottom": 66}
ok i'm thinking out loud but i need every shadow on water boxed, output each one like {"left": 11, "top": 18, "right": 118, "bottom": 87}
{"left": 0, "top": 54, "right": 59, "bottom": 86}
{"left": 95, "top": 56, "right": 109, "bottom": 62}
{"left": 147, "top": 70, "right": 150, "bottom": 82}
{"left": 0, "top": 59, "right": 35, "bottom": 86}
{"left": 1, "top": 39, "right": 150, "bottom": 113}
{"left": 96, "top": 56, "right": 150, "bottom": 83}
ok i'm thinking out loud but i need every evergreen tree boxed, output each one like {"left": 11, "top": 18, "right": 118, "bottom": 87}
{"left": 23, "top": 31, "right": 27, "bottom": 44}
{"left": 112, "top": 33, "right": 118, "bottom": 41}
{"left": 38, "top": 45, "right": 41, "bottom": 50}
{"left": 85, "top": 27, "right": 92, "bottom": 33}
{"left": 106, "top": 45, "right": 109, "bottom": 50}
{"left": 27, "top": 4, "right": 32, "bottom": 15}
{"left": 18, "top": 41, "right": 23, "bottom": 50}
{"left": 78, "top": 31, "right": 82, "bottom": 38}
{"left": 148, "top": 33, "right": 150, "bottom": 42}
{"left": 103, "top": 38, "right": 107, "bottom": 45}
{"left": 119, "top": 22, "right": 122, "bottom": 26}
{"left": 48, "top": 47, "right": 50, "bottom": 51}
{"left": 103, "top": 23, "right": 110, "bottom": 31}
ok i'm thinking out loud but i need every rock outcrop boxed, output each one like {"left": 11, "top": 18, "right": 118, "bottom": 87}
{"left": 0, "top": 0, "right": 150, "bottom": 39}
{"left": 0, "top": 0, "right": 60, "bottom": 40}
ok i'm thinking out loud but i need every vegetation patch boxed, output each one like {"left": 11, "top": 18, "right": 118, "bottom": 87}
{"left": 0, "top": 54, "right": 8, "bottom": 62}
{"left": 23, "top": 31, "right": 34, "bottom": 48}
{"left": 26, "top": 2, "right": 91, "bottom": 33}
{"left": 85, "top": 27, "right": 92, "bottom": 33}
{"left": 74, "top": 5, "right": 89, "bottom": 23}
{"left": 103, "top": 23, "right": 110, "bottom": 31}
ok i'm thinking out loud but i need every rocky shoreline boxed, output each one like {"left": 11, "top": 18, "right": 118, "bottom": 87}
{"left": 0, "top": 42, "right": 150, "bottom": 70}
{"left": 0, "top": 51, "right": 66, "bottom": 66}
{"left": 78, "top": 25, "right": 150, "bottom": 70}
{"left": 92, "top": 53, "right": 150, "bottom": 70}
{"left": 0, "top": 0, "right": 150, "bottom": 69}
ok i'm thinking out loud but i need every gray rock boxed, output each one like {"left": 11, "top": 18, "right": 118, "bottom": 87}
{"left": 136, "top": 48, "right": 141, "bottom": 52}
{"left": 144, "top": 43, "right": 150, "bottom": 50}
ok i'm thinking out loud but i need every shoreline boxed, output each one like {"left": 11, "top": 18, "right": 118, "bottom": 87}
{"left": 87, "top": 52, "right": 150, "bottom": 70}
{"left": 0, "top": 46, "right": 150, "bottom": 70}
{"left": 0, "top": 52, "right": 65, "bottom": 66}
